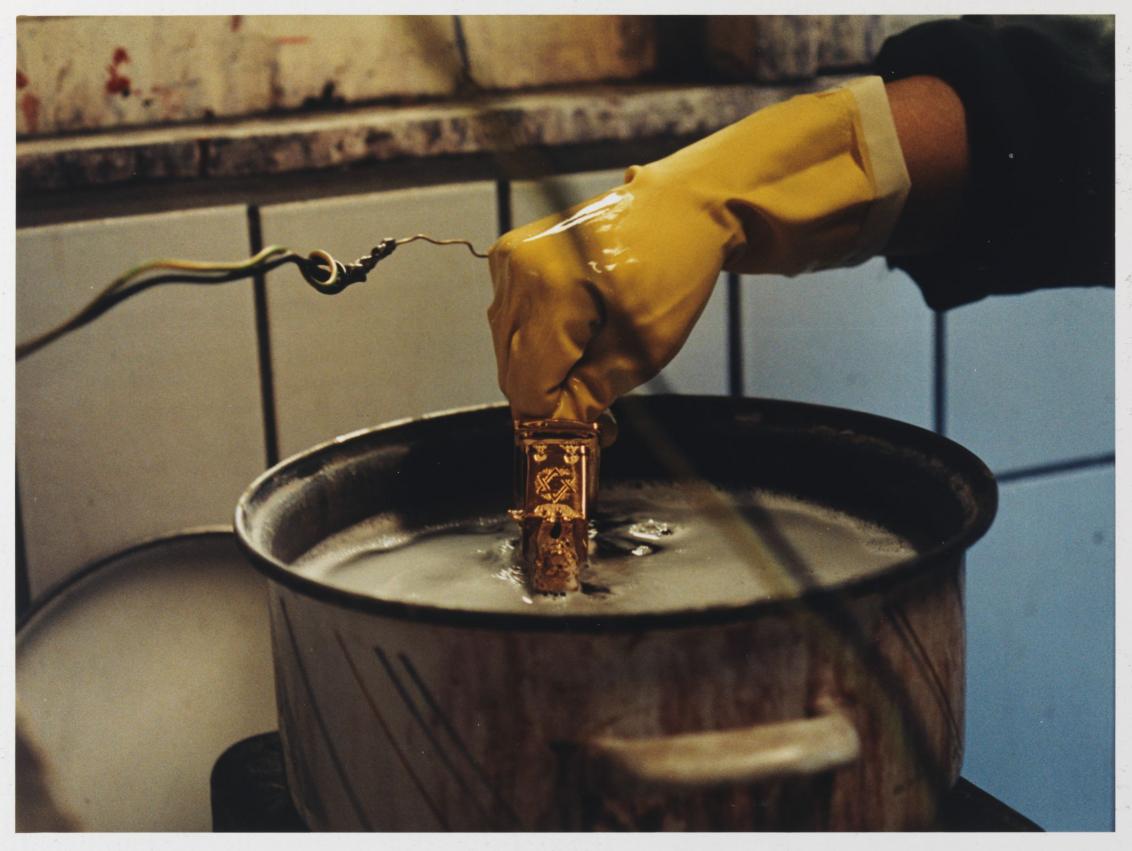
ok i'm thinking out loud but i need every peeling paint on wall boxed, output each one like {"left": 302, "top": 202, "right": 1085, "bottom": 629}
{"left": 15, "top": 16, "right": 465, "bottom": 136}
{"left": 105, "top": 47, "right": 131, "bottom": 96}
{"left": 14, "top": 15, "right": 947, "bottom": 140}
{"left": 20, "top": 92, "right": 41, "bottom": 134}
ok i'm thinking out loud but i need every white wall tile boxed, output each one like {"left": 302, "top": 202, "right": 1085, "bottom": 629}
{"left": 260, "top": 183, "right": 502, "bottom": 458}
{"left": 741, "top": 261, "right": 934, "bottom": 429}
{"left": 964, "top": 465, "right": 1114, "bottom": 830}
{"left": 945, "top": 287, "right": 1114, "bottom": 472}
{"left": 16, "top": 207, "right": 265, "bottom": 599}
{"left": 511, "top": 169, "right": 728, "bottom": 399}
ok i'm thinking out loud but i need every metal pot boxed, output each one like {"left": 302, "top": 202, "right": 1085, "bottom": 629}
{"left": 16, "top": 530, "right": 277, "bottom": 831}
{"left": 235, "top": 395, "right": 996, "bottom": 831}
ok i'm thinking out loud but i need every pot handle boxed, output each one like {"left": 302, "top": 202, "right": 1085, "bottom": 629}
{"left": 582, "top": 711, "right": 860, "bottom": 791}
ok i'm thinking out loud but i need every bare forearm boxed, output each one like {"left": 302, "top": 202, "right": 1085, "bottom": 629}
{"left": 883, "top": 75, "right": 970, "bottom": 257}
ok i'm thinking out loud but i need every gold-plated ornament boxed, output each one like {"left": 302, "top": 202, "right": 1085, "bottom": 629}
{"left": 510, "top": 419, "right": 600, "bottom": 594}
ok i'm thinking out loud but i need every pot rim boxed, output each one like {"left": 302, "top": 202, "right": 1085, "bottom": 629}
{"left": 234, "top": 396, "right": 998, "bottom": 633}
{"left": 17, "top": 526, "right": 236, "bottom": 636}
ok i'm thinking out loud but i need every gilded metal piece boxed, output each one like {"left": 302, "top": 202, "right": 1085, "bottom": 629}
{"left": 512, "top": 419, "right": 600, "bottom": 594}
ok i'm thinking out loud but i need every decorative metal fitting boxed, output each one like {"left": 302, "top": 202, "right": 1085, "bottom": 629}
{"left": 301, "top": 239, "right": 398, "bottom": 294}
{"left": 511, "top": 419, "right": 600, "bottom": 594}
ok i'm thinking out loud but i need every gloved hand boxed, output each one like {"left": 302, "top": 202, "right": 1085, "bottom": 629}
{"left": 488, "top": 76, "right": 910, "bottom": 423}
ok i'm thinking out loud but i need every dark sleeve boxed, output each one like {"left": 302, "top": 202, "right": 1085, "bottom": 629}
{"left": 872, "top": 16, "right": 1114, "bottom": 311}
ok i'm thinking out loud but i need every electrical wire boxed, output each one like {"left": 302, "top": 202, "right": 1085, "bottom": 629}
{"left": 15, "top": 235, "right": 489, "bottom": 362}
{"left": 395, "top": 235, "right": 488, "bottom": 258}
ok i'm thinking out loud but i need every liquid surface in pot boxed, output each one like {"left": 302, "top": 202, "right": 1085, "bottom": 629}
{"left": 290, "top": 481, "right": 919, "bottom": 615}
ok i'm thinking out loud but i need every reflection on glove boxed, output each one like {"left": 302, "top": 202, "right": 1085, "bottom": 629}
{"left": 488, "top": 77, "right": 910, "bottom": 422}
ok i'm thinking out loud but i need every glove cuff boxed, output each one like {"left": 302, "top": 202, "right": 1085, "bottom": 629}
{"left": 837, "top": 76, "right": 911, "bottom": 266}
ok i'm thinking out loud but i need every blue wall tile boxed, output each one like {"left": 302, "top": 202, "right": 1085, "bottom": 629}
{"left": 946, "top": 287, "right": 1114, "bottom": 472}
{"left": 741, "top": 260, "right": 934, "bottom": 429}
{"left": 964, "top": 465, "right": 1114, "bottom": 830}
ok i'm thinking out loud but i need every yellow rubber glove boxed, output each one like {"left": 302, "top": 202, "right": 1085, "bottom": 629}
{"left": 488, "top": 76, "right": 910, "bottom": 422}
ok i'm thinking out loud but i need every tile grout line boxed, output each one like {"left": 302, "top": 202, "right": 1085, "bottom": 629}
{"left": 495, "top": 179, "right": 511, "bottom": 237}
{"left": 15, "top": 471, "right": 31, "bottom": 618}
{"left": 247, "top": 205, "right": 281, "bottom": 468}
{"left": 933, "top": 310, "right": 947, "bottom": 435}
{"left": 995, "top": 453, "right": 1115, "bottom": 484}
{"left": 451, "top": 15, "right": 474, "bottom": 88}
{"left": 727, "top": 272, "right": 744, "bottom": 397}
